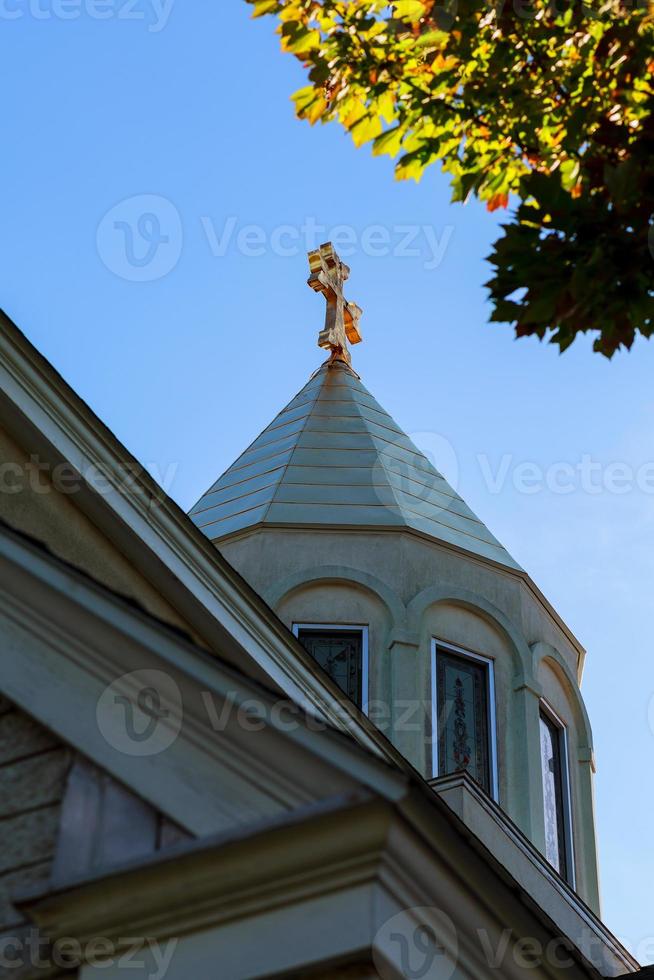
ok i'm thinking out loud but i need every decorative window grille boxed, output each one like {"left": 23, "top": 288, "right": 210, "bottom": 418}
{"left": 296, "top": 626, "right": 365, "bottom": 708}
{"left": 436, "top": 649, "right": 491, "bottom": 793}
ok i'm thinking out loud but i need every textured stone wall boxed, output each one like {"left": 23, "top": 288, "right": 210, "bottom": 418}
{"left": 0, "top": 694, "right": 72, "bottom": 978}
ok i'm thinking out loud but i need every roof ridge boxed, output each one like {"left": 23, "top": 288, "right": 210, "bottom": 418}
{"left": 347, "top": 379, "right": 407, "bottom": 520}
{"left": 262, "top": 371, "right": 327, "bottom": 523}
{"left": 190, "top": 375, "right": 321, "bottom": 508}
{"left": 189, "top": 361, "right": 521, "bottom": 572}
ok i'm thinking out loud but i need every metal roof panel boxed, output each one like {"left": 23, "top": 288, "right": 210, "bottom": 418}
{"left": 189, "top": 359, "right": 521, "bottom": 571}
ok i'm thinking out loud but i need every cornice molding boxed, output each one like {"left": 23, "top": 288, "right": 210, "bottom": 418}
{"left": 0, "top": 312, "right": 401, "bottom": 765}
{"left": 0, "top": 521, "right": 406, "bottom": 837}
{"left": 18, "top": 785, "right": 639, "bottom": 980}
{"left": 427, "top": 773, "right": 637, "bottom": 977}
{"left": 219, "top": 522, "right": 587, "bottom": 673}
{"left": 18, "top": 795, "right": 390, "bottom": 946}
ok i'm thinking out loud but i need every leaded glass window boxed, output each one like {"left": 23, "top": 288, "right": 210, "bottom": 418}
{"left": 297, "top": 628, "right": 363, "bottom": 707}
{"left": 540, "top": 709, "right": 572, "bottom": 882}
{"left": 435, "top": 648, "right": 492, "bottom": 795}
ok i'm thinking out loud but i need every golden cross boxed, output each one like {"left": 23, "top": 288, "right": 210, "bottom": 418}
{"left": 308, "top": 242, "right": 363, "bottom": 365}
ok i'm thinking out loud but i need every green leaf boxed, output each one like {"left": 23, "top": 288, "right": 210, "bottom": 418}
{"left": 377, "top": 91, "right": 396, "bottom": 124}
{"left": 415, "top": 28, "right": 449, "bottom": 49}
{"left": 282, "top": 26, "right": 321, "bottom": 54}
{"left": 250, "top": 0, "right": 278, "bottom": 16}
{"left": 373, "top": 125, "right": 404, "bottom": 157}
{"left": 256, "top": 0, "right": 654, "bottom": 357}
{"left": 293, "top": 85, "right": 318, "bottom": 114}
{"left": 350, "top": 113, "right": 383, "bottom": 147}
{"left": 393, "top": 1, "right": 426, "bottom": 22}
{"left": 451, "top": 171, "right": 481, "bottom": 203}
{"left": 560, "top": 159, "right": 580, "bottom": 192}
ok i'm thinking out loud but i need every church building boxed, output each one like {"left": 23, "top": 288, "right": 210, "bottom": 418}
{"left": 0, "top": 247, "right": 647, "bottom": 979}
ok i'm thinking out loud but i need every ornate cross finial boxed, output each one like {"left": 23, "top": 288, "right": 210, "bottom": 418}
{"left": 308, "top": 242, "right": 363, "bottom": 365}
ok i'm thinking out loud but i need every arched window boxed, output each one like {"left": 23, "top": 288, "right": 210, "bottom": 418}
{"left": 431, "top": 640, "right": 499, "bottom": 800}
{"left": 539, "top": 703, "right": 575, "bottom": 886}
{"left": 293, "top": 623, "right": 369, "bottom": 712}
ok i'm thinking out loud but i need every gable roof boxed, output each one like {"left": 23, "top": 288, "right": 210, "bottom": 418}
{"left": 0, "top": 311, "right": 401, "bottom": 754}
{"left": 190, "top": 359, "right": 521, "bottom": 571}
{"left": 0, "top": 515, "right": 406, "bottom": 841}
{"left": 0, "top": 308, "right": 585, "bottom": 710}
{"left": 0, "top": 314, "right": 633, "bottom": 978}
{"left": 0, "top": 509, "right": 637, "bottom": 979}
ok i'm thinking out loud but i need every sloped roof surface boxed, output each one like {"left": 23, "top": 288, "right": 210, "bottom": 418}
{"left": 189, "top": 359, "right": 521, "bottom": 570}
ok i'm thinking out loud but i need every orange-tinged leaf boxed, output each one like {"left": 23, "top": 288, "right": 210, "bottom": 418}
{"left": 431, "top": 54, "right": 458, "bottom": 71}
{"left": 487, "top": 193, "right": 509, "bottom": 211}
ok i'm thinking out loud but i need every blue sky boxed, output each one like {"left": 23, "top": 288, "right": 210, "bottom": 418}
{"left": 2, "top": 0, "right": 653, "bottom": 958}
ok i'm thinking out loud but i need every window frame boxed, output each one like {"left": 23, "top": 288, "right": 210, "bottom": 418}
{"left": 430, "top": 638, "right": 499, "bottom": 802}
{"left": 293, "top": 623, "right": 369, "bottom": 715}
{"left": 539, "top": 699, "right": 576, "bottom": 888}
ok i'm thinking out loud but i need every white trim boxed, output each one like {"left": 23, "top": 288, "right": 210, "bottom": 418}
{"left": 0, "top": 523, "right": 407, "bottom": 839}
{"left": 0, "top": 314, "right": 394, "bottom": 762}
{"left": 293, "top": 624, "right": 369, "bottom": 715}
{"left": 426, "top": 773, "right": 637, "bottom": 976}
{"left": 430, "top": 639, "right": 499, "bottom": 802}
{"left": 539, "top": 699, "right": 576, "bottom": 890}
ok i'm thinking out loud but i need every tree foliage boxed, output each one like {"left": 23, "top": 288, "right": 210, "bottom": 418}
{"left": 247, "top": 0, "right": 654, "bottom": 356}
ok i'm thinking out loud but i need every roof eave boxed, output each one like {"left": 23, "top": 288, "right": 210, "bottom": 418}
{"left": 0, "top": 310, "right": 402, "bottom": 763}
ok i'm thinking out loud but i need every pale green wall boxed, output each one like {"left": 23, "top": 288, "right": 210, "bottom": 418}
{"left": 219, "top": 526, "right": 601, "bottom": 914}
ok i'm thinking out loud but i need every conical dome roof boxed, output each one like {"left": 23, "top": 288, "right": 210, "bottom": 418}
{"left": 189, "top": 359, "right": 521, "bottom": 570}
